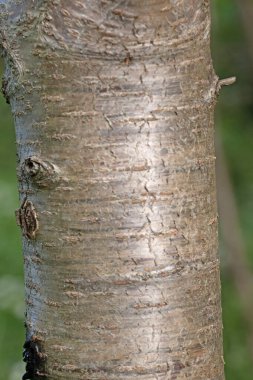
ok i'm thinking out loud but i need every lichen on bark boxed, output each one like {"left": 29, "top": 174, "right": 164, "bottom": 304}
{"left": 0, "top": 1, "right": 225, "bottom": 379}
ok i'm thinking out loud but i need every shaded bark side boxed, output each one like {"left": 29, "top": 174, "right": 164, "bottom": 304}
{"left": 0, "top": 1, "right": 224, "bottom": 379}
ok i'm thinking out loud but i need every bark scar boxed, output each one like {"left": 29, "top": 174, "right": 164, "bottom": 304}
{"left": 15, "top": 198, "right": 39, "bottom": 240}
{"left": 22, "top": 335, "right": 47, "bottom": 380}
{"left": 1, "top": 77, "right": 10, "bottom": 104}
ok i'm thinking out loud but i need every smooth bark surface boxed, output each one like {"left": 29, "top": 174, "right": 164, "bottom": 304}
{"left": 0, "top": 1, "right": 224, "bottom": 379}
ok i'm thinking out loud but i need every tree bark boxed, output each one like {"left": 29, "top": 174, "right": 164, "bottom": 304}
{"left": 0, "top": 1, "right": 225, "bottom": 379}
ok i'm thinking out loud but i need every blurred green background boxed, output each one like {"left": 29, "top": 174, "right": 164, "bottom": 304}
{"left": 1, "top": 0, "right": 253, "bottom": 379}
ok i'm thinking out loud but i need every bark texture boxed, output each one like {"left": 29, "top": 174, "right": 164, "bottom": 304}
{"left": 0, "top": 1, "right": 224, "bottom": 379}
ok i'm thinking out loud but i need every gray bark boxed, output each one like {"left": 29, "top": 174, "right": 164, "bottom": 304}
{"left": 0, "top": 1, "right": 225, "bottom": 379}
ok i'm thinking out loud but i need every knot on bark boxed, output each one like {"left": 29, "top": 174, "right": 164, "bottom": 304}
{"left": 22, "top": 156, "right": 61, "bottom": 188}
{"left": 15, "top": 198, "right": 39, "bottom": 240}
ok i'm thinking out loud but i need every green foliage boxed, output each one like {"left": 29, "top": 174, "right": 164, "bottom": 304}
{"left": 222, "top": 273, "right": 252, "bottom": 380}
{"left": 213, "top": 0, "right": 253, "bottom": 377}
{"left": 0, "top": 71, "right": 24, "bottom": 379}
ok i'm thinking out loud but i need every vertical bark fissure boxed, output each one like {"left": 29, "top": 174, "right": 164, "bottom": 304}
{"left": 1, "top": 1, "right": 224, "bottom": 379}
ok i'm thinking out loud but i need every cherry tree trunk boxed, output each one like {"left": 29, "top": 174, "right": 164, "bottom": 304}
{"left": 0, "top": 1, "right": 225, "bottom": 379}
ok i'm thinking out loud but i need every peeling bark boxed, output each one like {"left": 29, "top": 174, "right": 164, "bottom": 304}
{"left": 0, "top": 1, "right": 225, "bottom": 379}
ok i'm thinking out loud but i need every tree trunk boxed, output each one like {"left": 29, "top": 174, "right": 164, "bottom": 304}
{"left": 0, "top": 1, "right": 225, "bottom": 379}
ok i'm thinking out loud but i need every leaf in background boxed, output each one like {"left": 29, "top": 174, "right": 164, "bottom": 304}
{"left": 9, "top": 361, "right": 25, "bottom": 380}
{"left": 0, "top": 276, "right": 24, "bottom": 319}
